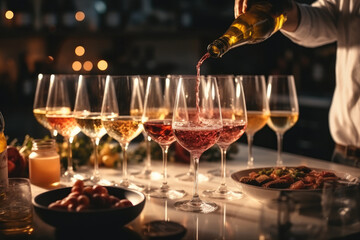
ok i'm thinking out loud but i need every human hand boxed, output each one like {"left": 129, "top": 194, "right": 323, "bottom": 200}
{"left": 234, "top": 0, "right": 294, "bottom": 18}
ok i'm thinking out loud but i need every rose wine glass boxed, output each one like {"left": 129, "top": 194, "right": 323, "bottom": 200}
{"left": 203, "top": 75, "right": 247, "bottom": 200}
{"left": 174, "top": 75, "right": 210, "bottom": 183}
{"left": 267, "top": 75, "right": 299, "bottom": 166}
{"left": 101, "top": 75, "right": 144, "bottom": 190}
{"left": 33, "top": 74, "right": 58, "bottom": 137}
{"left": 240, "top": 75, "right": 269, "bottom": 168}
{"left": 143, "top": 75, "right": 186, "bottom": 199}
{"left": 74, "top": 75, "right": 109, "bottom": 185}
{"left": 46, "top": 74, "right": 83, "bottom": 183}
{"left": 172, "top": 75, "right": 223, "bottom": 213}
{"left": 132, "top": 75, "right": 163, "bottom": 181}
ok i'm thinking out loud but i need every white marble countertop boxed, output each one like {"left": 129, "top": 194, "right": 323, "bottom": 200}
{"left": 28, "top": 144, "right": 360, "bottom": 240}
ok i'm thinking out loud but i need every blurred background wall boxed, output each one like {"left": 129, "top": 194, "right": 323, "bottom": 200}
{"left": 0, "top": 0, "right": 335, "bottom": 160}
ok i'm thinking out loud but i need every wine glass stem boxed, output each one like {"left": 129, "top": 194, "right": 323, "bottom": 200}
{"left": 66, "top": 137, "right": 74, "bottom": 173}
{"left": 191, "top": 155, "right": 201, "bottom": 203}
{"left": 247, "top": 134, "right": 254, "bottom": 168}
{"left": 220, "top": 147, "right": 227, "bottom": 188}
{"left": 121, "top": 143, "right": 129, "bottom": 183}
{"left": 160, "top": 145, "right": 169, "bottom": 191}
{"left": 188, "top": 153, "right": 194, "bottom": 175}
{"left": 92, "top": 138, "right": 100, "bottom": 180}
{"left": 145, "top": 136, "right": 151, "bottom": 170}
{"left": 276, "top": 132, "right": 283, "bottom": 166}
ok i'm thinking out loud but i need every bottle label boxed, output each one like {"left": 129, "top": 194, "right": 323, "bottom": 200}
{"left": 0, "top": 149, "right": 8, "bottom": 188}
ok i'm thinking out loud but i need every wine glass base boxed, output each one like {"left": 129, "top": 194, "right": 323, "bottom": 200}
{"left": 115, "top": 180, "right": 145, "bottom": 191}
{"left": 175, "top": 172, "right": 209, "bottom": 182}
{"left": 88, "top": 176, "right": 114, "bottom": 186}
{"left": 202, "top": 189, "right": 243, "bottom": 200}
{"left": 150, "top": 189, "right": 186, "bottom": 200}
{"left": 174, "top": 199, "right": 218, "bottom": 213}
{"left": 207, "top": 168, "right": 233, "bottom": 178}
{"left": 61, "top": 171, "right": 88, "bottom": 185}
{"left": 132, "top": 169, "right": 164, "bottom": 181}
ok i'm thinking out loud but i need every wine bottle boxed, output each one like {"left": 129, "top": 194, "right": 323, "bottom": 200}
{"left": 0, "top": 112, "right": 8, "bottom": 191}
{"left": 207, "top": 1, "right": 287, "bottom": 58}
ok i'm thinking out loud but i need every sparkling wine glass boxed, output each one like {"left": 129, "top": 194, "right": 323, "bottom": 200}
{"left": 172, "top": 75, "right": 223, "bottom": 213}
{"left": 101, "top": 75, "right": 144, "bottom": 190}
{"left": 142, "top": 75, "right": 186, "bottom": 199}
{"left": 74, "top": 75, "right": 109, "bottom": 185}
{"left": 33, "top": 74, "right": 58, "bottom": 137}
{"left": 267, "top": 75, "right": 299, "bottom": 166}
{"left": 46, "top": 74, "right": 83, "bottom": 183}
{"left": 240, "top": 75, "right": 269, "bottom": 168}
{"left": 132, "top": 75, "right": 163, "bottom": 181}
{"left": 203, "top": 75, "right": 247, "bottom": 200}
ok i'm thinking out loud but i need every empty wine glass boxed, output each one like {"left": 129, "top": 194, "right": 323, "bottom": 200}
{"left": 74, "top": 75, "right": 109, "bottom": 185}
{"left": 203, "top": 75, "right": 247, "bottom": 200}
{"left": 267, "top": 75, "right": 299, "bottom": 166}
{"left": 240, "top": 75, "right": 269, "bottom": 168}
{"left": 33, "top": 74, "right": 58, "bottom": 137}
{"left": 46, "top": 74, "right": 83, "bottom": 183}
{"left": 142, "top": 75, "right": 186, "bottom": 199}
{"left": 101, "top": 75, "right": 144, "bottom": 190}
{"left": 172, "top": 75, "right": 223, "bottom": 213}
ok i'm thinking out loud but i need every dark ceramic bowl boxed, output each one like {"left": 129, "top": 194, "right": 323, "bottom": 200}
{"left": 33, "top": 186, "right": 145, "bottom": 228}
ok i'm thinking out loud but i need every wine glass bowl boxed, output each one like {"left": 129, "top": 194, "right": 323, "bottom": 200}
{"left": 202, "top": 75, "right": 247, "bottom": 200}
{"left": 74, "top": 75, "right": 108, "bottom": 185}
{"left": 101, "top": 75, "right": 144, "bottom": 190}
{"left": 266, "top": 75, "right": 299, "bottom": 166}
{"left": 172, "top": 75, "right": 223, "bottom": 213}
{"left": 33, "top": 74, "right": 58, "bottom": 137}
{"left": 239, "top": 75, "right": 269, "bottom": 168}
{"left": 142, "top": 75, "right": 186, "bottom": 199}
{"left": 45, "top": 74, "right": 82, "bottom": 183}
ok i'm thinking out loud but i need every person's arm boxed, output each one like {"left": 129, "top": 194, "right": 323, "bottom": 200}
{"left": 234, "top": 0, "right": 299, "bottom": 31}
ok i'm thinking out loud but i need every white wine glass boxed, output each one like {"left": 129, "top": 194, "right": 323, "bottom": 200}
{"left": 142, "top": 75, "right": 186, "bottom": 199}
{"left": 101, "top": 75, "right": 144, "bottom": 190}
{"left": 33, "top": 74, "right": 58, "bottom": 137}
{"left": 74, "top": 75, "right": 109, "bottom": 185}
{"left": 46, "top": 74, "right": 83, "bottom": 183}
{"left": 172, "top": 75, "right": 223, "bottom": 213}
{"left": 267, "top": 75, "right": 299, "bottom": 166}
{"left": 203, "top": 75, "right": 247, "bottom": 200}
{"left": 240, "top": 75, "right": 269, "bottom": 168}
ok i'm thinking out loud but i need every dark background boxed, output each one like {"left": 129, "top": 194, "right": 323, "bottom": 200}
{"left": 0, "top": 0, "right": 335, "bottom": 160}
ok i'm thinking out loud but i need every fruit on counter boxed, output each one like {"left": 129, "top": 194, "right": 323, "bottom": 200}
{"left": 48, "top": 180, "right": 133, "bottom": 212}
{"left": 89, "top": 142, "right": 120, "bottom": 168}
{"left": 7, "top": 146, "right": 27, "bottom": 177}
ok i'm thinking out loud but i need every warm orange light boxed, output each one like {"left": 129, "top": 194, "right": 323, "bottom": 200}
{"left": 72, "top": 61, "right": 82, "bottom": 71}
{"left": 48, "top": 56, "right": 54, "bottom": 62}
{"left": 97, "top": 60, "right": 108, "bottom": 71}
{"left": 75, "top": 46, "right": 85, "bottom": 56}
{"left": 83, "top": 61, "right": 93, "bottom": 71}
{"left": 5, "top": 10, "right": 14, "bottom": 20}
{"left": 75, "top": 11, "right": 85, "bottom": 21}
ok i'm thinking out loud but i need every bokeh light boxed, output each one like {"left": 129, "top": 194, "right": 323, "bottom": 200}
{"left": 75, "top": 11, "right": 85, "bottom": 22}
{"left": 5, "top": 10, "right": 14, "bottom": 20}
{"left": 97, "top": 60, "right": 108, "bottom": 71}
{"left": 72, "top": 61, "right": 82, "bottom": 71}
{"left": 83, "top": 61, "right": 93, "bottom": 71}
{"left": 75, "top": 46, "right": 85, "bottom": 56}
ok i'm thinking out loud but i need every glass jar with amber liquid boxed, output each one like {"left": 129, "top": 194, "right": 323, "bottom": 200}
{"left": 29, "top": 139, "right": 60, "bottom": 188}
